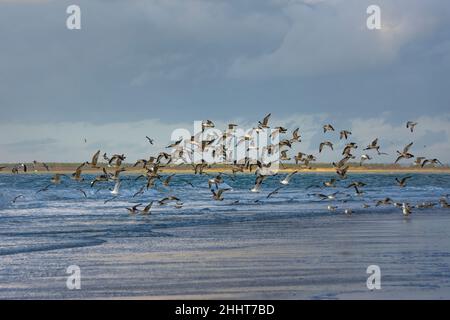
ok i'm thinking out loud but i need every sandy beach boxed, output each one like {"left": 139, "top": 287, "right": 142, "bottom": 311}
{"left": 1, "top": 164, "right": 450, "bottom": 175}
{"left": 1, "top": 211, "right": 450, "bottom": 299}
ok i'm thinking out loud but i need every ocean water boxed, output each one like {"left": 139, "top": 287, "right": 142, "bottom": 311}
{"left": 0, "top": 172, "right": 450, "bottom": 299}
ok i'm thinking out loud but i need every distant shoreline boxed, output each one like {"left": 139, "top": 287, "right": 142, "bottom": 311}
{"left": 1, "top": 163, "right": 449, "bottom": 175}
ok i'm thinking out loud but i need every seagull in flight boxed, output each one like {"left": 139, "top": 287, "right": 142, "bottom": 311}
{"left": 77, "top": 189, "right": 87, "bottom": 198}
{"left": 36, "top": 184, "right": 52, "bottom": 194}
{"left": 316, "top": 192, "right": 339, "bottom": 200}
{"left": 339, "top": 130, "right": 352, "bottom": 140}
{"left": 395, "top": 176, "right": 412, "bottom": 187}
{"left": 280, "top": 171, "right": 298, "bottom": 185}
{"left": 323, "top": 124, "right": 335, "bottom": 133}
{"left": 364, "top": 138, "right": 388, "bottom": 155}
{"left": 141, "top": 202, "right": 154, "bottom": 215}
{"left": 421, "top": 159, "right": 442, "bottom": 168}
{"left": 89, "top": 150, "right": 101, "bottom": 168}
{"left": 258, "top": 113, "right": 271, "bottom": 129}
{"left": 211, "top": 188, "right": 230, "bottom": 201}
{"left": 319, "top": 141, "right": 333, "bottom": 153}
{"left": 110, "top": 180, "right": 121, "bottom": 195}
{"left": 395, "top": 142, "right": 414, "bottom": 164}
{"left": 127, "top": 204, "right": 142, "bottom": 214}
{"left": 12, "top": 195, "right": 24, "bottom": 203}
{"left": 406, "top": 121, "right": 418, "bottom": 133}
{"left": 267, "top": 187, "right": 284, "bottom": 199}
{"left": 360, "top": 154, "right": 372, "bottom": 166}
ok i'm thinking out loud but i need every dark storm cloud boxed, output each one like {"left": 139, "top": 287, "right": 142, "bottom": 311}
{"left": 0, "top": 0, "right": 449, "bottom": 123}
{"left": 0, "top": 0, "right": 449, "bottom": 162}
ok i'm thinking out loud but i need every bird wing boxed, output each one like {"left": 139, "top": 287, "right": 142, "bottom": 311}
{"left": 91, "top": 150, "right": 100, "bottom": 165}
{"left": 262, "top": 113, "right": 271, "bottom": 125}
{"left": 267, "top": 187, "right": 282, "bottom": 198}
{"left": 165, "top": 174, "right": 174, "bottom": 184}
{"left": 133, "top": 187, "right": 145, "bottom": 198}
{"left": 286, "top": 171, "right": 298, "bottom": 180}
{"left": 371, "top": 138, "right": 378, "bottom": 146}
{"left": 217, "top": 189, "right": 230, "bottom": 198}
{"left": 403, "top": 142, "right": 413, "bottom": 153}
{"left": 144, "top": 202, "right": 154, "bottom": 212}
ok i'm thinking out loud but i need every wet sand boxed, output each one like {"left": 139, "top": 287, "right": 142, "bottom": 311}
{"left": 2, "top": 210, "right": 450, "bottom": 299}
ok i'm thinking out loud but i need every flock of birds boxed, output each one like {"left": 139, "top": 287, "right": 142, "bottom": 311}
{"left": 1, "top": 115, "right": 449, "bottom": 217}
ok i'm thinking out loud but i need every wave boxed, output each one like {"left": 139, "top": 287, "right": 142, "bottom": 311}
{"left": 1, "top": 173, "right": 450, "bottom": 255}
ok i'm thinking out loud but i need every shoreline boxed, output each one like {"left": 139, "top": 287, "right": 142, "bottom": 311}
{"left": 3, "top": 212, "right": 450, "bottom": 299}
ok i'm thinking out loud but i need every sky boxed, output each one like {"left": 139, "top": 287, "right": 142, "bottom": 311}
{"left": 0, "top": 0, "right": 449, "bottom": 164}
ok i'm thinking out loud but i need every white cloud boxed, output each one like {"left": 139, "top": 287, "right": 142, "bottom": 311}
{"left": 228, "top": 0, "right": 442, "bottom": 78}
{"left": 1, "top": 114, "right": 449, "bottom": 164}
{"left": 348, "top": 114, "right": 450, "bottom": 163}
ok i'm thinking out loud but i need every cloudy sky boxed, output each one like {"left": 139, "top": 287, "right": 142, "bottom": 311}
{"left": 0, "top": 0, "right": 449, "bottom": 163}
